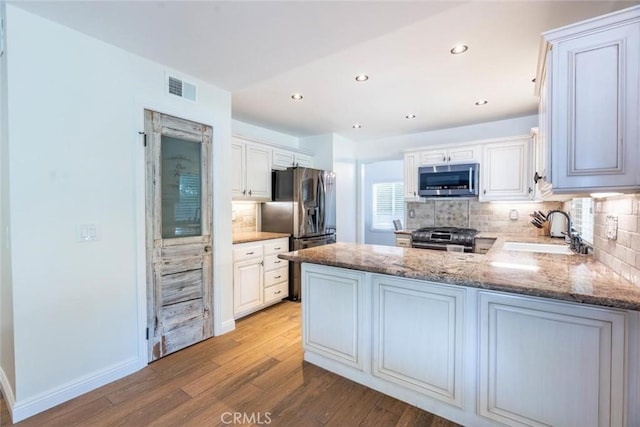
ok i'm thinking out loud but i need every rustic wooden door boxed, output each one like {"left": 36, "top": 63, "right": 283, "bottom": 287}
{"left": 144, "top": 110, "right": 213, "bottom": 361}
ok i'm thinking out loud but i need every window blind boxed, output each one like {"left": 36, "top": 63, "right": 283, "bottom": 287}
{"left": 372, "top": 182, "right": 404, "bottom": 230}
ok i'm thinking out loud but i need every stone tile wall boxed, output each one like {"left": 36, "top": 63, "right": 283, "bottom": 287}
{"left": 232, "top": 202, "right": 258, "bottom": 234}
{"left": 592, "top": 194, "right": 640, "bottom": 286}
{"left": 406, "top": 199, "right": 562, "bottom": 236}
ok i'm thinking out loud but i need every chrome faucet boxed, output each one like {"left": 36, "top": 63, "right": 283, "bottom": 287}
{"left": 547, "top": 209, "right": 586, "bottom": 252}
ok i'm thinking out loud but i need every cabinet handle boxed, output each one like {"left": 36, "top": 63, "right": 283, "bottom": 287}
{"left": 442, "top": 156, "right": 446, "bottom": 162}
{"left": 274, "top": 260, "right": 282, "bottom": 264}
{"left": 274, "top": 275, "right": 281, "bottom": 279}
{"left": 260, "top": 260, "right": 264, "bottom": 266}
{"left": 204, "top": 245, "right": 212, "bottom": 253}
{"left": 246, "top": 251, "right": 254, "bottom": 255}
{"left": 448, "top": 156, "right": 451, "bottom": 162}
{"left": 242, "top": 189, "right": 246, "bottom": 195}
{"left": 248, "top": 189, "right": 252, "bottom": 196}
{"left": 275, "top": 290, "right": 282, "bottom": 294}
{"left": 528, "top": 187, "right": 533, "bottom": 194}
{"left": 273, "top": 247, "right": 280, "bottom": 250}
{"left": 483, "top": 189, "right": 486, "bottom": 195}
{"left": 533, "top": 172, "right": 546, "bottom": 184}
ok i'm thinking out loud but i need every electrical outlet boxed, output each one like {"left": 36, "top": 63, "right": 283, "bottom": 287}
{"left": 605, "top": 215, "right": 618, "bottom": 240}
{"left": 408, "top": 209, "right": 415, "bottom": 219}
{"left": 509, "top": 209, "right": 518, "bottom": 220}
{"left": 77, "top": 224, "right": 99, "bottom": 242}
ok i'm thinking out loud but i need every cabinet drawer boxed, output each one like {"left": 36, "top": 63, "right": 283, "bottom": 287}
{"left": 264, "top": 281, "right": 288, "bottom": 304}
{"left": 233, "top": 244, "right": 263, "bottom": 262}
{"left": 396, "top": 236, "right": 411, "bottom": 248}
{"left": 263, "top": 238, "right": 289, "bottom": 255}
{"left": 265, "top": 266, "right": 288, "bottom": 288}
{"left": 264, "top": 254, "right": 288, "bottom": 271}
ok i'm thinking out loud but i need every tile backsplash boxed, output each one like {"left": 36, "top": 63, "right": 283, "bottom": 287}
{"left": 591, "top": 194, "right": 640, "bottom": 286}
{"left": 232, "top": 202, "right": 258, "bottom": 234}
{"left": 406, "top": 200, "right": 562, "bottom": 236}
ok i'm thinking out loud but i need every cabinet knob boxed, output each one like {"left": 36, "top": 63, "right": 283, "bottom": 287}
{"left": 248, "top": 189, "right": 252, "bottom": 196}
{"left": 448, "top": 156, "right": 451, "bottom": 162}
{"left": 442, "top": 156, "right": 446, "bottom": 162}
{"left": 204, "top": 245, "right": 212, "bottom": 253}
{"left": 275, "top": 290, "right": 282, "bottom": 295}
{"left": 528, "top": 187, "right": 533, "bottom": 194}
{"left": 483, "top": 189, "right": 486, "bottom": 195}
{"left": 242, "top": 189, "right": 246, "bottom": 195}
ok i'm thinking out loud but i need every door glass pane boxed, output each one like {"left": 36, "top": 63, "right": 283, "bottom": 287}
{"left": 161, "top": 136, "right": 202, "bottom": 238}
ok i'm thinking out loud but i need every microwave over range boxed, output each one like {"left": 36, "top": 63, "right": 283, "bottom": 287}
{"left": 418, "top": 163, "right": 479, "bottom": 197}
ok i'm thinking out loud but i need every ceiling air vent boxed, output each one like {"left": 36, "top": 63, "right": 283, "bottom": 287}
{"left": 167, "top": 75, "right": 197, "bottom": 101}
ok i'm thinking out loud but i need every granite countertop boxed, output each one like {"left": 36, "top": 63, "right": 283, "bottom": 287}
{"left": 278, "top": 235, "right": 640, "bottom": 311}
{"left": 233, "top": 231, "right": 290, "bottom": 244}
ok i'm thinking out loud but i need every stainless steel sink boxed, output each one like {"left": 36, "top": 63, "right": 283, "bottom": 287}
{"left": 503, "top": 241, "right": 573, "bottom": 255}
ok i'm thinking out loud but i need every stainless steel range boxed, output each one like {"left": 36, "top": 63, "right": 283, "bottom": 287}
{"left": 411, "top": 227, "right": 478, "bottom": 252}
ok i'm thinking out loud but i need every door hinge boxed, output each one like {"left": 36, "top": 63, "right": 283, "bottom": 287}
{"left": 138, "top": 131, "right": 147, "bottom": 147}
{"left": 146, "top": 327, "right": 149, "bottom": 340}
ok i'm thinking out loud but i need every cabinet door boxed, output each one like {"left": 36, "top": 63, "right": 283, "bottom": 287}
{"left": 552, "top": 22, "right": 640, "bottom": 191}
{"left": 479, "top": 292, "right": 625, "bottom": 427}
{"left": 272, "top": 149, "right": 294, "bottom": 170}
{"left": 420, "top": 149, "right": 448, "bottom": 166}
{"left": 231, "top": 142, "right": 246, "bottom": 199}
{"left": 480, "top": 137, "right": 532, "bottom": 201}
{"left": 372, "top": 276, "right": 464, "bottom": 407}
{"left": 294, "top": 153, "right": 313, "bottom": 168}
{"left": 233, "top": 258, "right": 264, "bottom": 317}
{"left": 302, "top": 264, "right": 366, "bottom": 369}
{"left": 403, "top": 152, "right": 419, "bottom": 200}
{"left": 245, "top": 144, "right": 272, "bottom": 200}
{"left": 448, "top": 145, "right": 478, "bottom": 164}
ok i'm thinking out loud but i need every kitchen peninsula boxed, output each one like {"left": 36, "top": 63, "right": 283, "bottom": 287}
{"left": 279, "top": 239, "right": 640, "bottom": 427}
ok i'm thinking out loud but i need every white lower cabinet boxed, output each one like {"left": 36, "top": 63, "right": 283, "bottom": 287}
{"left": 302, "top": 264, "right": 366, "bottom": 369}
{"left": 372, "top": 275, "right": 464, "bottom": 407}
{"left": 300, "top": 264, "right": 638, "bottom": 427}
{"left": 233, "top": 238, "right": 289, "bottom": 318}
{"left": 478, "top": 292, "right": 626, "bottom": 427}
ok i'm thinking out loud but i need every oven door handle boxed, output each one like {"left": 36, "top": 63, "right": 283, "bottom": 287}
{"left": 469, "top": 166, "right": 473, "bottom": 194}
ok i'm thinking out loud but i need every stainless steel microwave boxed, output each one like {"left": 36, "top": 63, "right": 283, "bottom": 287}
{"left": 418, "top": 163, "right": 479, "bottom": 197}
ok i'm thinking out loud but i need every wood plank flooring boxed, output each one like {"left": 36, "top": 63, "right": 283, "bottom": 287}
{"left": 0, "top": 301, "right": 460, "bottom": 427}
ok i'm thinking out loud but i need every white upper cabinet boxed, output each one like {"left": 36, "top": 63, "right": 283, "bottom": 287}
{"left": 419, "top": 145, "right": 479, "bottom": 166}
{"left": 403, "top": 152, "right": 419, "bottom": 201}
{"left": 232, "top": 137, "right": 272, "bottom": 201}
{"left": 480, "top": 136, "right": 533, "bottom": 201}
{"left": 537, "top": 7, "right": 640, "bottom": 194}
{"left": 272, "top": 148, "right": 314, "bottom": 170}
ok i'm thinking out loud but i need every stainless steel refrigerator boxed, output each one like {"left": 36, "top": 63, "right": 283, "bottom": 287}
{"left": 262, "top": 167, "right": 337, "bottom": 300}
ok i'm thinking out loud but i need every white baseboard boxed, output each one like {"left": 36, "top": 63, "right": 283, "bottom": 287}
{"left": 9, "top": 357, "right": 139, "bottom": 423}
{"left": 0, "top": 366, "right": 16, "bottom": 423}
{"left": 217, "top": 318, "right": 236, "bottom": 335}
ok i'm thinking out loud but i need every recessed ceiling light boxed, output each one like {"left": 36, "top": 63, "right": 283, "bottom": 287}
{"left": 291, "top": 93, "right": 303, "bottom": 100}
{"left": 450, "top": 44, "right": 469, "bottom": 55}
{"left": 355, "top": 74, "right": 369, "bottom": 82}
{"left": 475, "top": 100, "right": 488, "bottom": 106}
{"left": 352, "top": 124, "right": 362, "bottom": 129}
{"left": 405, "top": 114, "right": 416, "bottom": 119}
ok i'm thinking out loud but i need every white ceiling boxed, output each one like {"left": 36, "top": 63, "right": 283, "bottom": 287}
{"left": 13, "top": 1, "right": 638, "bottom": 142}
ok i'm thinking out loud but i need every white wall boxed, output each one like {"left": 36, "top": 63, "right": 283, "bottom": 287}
{"left": 300, "top": 134, "right": 334, "bottom": 170}
{"left": 0, "top": 0, "right": 16, "bottom": 402}
{"left": 356, "top": 115, "right": 538, "bottom": 161}
{"left": 3, "top": 6, "right": 232, "bottom": 421}
{"left": 232, "top": 119, "right": 299, "bottom": 149}
{"left": 333, "top": 134, "right": 357, "bottom": 243}
{"left": 363, "top": 160, "right": 404, "bottom": 246}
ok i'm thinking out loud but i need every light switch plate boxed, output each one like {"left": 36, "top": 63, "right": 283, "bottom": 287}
{"left": 509, "top": 209, "right": 518, "bottom": 220}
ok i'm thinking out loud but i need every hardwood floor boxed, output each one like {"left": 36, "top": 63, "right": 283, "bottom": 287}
{"left": 1, "top": 302, "right": 459, "bottom": 427}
